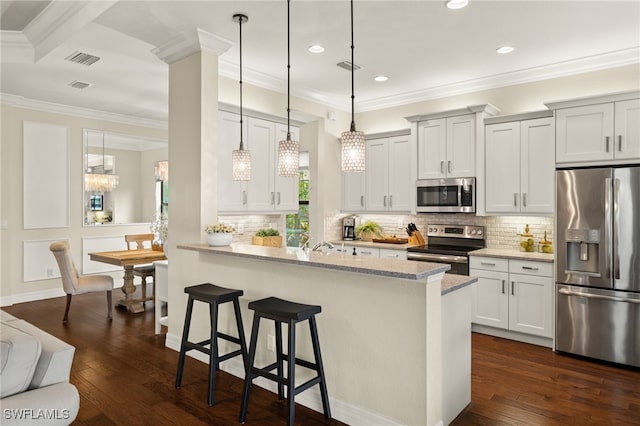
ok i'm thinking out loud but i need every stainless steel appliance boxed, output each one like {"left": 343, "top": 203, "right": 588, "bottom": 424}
{"left": 342, "top": 216, "right": 356, "bottom": 241}
{"left": 556, "top": 166, "right": 640, "bottom": 368}
{"left": 416, "top": 178, "right": 475, "bottom": 213}
{"left": 407, "top": 224, "right": 485, "bottom": 275}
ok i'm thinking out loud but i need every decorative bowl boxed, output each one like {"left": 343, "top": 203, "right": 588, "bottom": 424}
{"left": 207, "top": 233, "right": 233, "bottom": 247}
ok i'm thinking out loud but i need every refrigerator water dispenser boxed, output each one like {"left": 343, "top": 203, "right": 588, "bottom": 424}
{"left": 565, "top": 229, "right": 600, "bottom": 275}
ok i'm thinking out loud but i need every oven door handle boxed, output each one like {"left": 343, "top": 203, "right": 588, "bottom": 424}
{"left": 407, "top": 252, "right": 468, "bottom": 264}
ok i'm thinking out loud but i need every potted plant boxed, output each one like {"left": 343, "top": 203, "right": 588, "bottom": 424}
{"left": 204, "top": 223, "right": 235, "bottom": 246}
{"left": 252, "top": 228, "right": 282, "bottom": 247}
{"left": 356, "top": 220, "right": 383, "bottom": 241}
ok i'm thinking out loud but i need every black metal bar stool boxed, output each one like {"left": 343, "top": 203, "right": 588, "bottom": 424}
{"left": 175, "top": 283, "right": 248, "bottom": 406}
{"left": 239, "top": 297, "right": 331, "bottom": 425}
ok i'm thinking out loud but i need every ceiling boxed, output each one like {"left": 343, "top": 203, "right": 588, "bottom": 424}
{"left": 1, "top": 1, "right": 639, "bottom": 126}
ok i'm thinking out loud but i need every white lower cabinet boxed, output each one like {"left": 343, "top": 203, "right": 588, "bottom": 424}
{"left": 330, "top": 245, "right": 407, "bottom": 260}
{"left": 470, "top": 256, "right": 553, "bottom": 339}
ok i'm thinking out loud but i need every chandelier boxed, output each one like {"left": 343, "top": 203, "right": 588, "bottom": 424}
{"left": 85, "top": 132, "right": 119, "bottom": 192}
{"left": 341, "top": 0, "right": 365, "bottom": 172}
{"left": 154, "top": 160, "right": 169, "bottom": 181}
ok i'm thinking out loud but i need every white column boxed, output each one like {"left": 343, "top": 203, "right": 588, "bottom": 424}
{"left": 153, "top": 28, "right": 232, "bottom": 337}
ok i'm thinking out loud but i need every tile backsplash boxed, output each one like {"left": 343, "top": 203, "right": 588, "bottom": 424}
{"left": 327, "top": 213, "right": 554, "bottom": 251}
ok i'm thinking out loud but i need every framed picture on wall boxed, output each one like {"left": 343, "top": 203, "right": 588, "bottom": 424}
{"left": 90, "top": 195, "right": 103, "bottom": 211}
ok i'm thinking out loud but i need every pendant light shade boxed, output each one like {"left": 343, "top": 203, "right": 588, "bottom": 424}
{"left": 232, "top": 13, "right": 251, "bottom": 181}
{"left": 278, "top": 0, "right": 299, "bottom": 177}
{"left": 341, "top": 0, "right": 365, "bottom": 172}
{"left": 154, "top": 160, "right": 169, "bottom": 181}
{"left": 85, "top": 132, "right": 119, "bottom": 192}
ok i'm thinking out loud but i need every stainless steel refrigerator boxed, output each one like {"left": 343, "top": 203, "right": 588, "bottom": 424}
{"left": 556, "top": 166, "right": 640, "bottom": 367}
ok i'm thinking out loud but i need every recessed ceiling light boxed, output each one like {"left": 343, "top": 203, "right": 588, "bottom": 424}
{"left": 374, "top": 75, "right": 388, "bottom": 82}
{"left": 308, "top": 45, "right": 325, "bottom": 53}
{"left": 497, "top": 46, "right": 515, "bottom": 54}
{"left": 446, "top": 0, "right": 469, "bottom": 10}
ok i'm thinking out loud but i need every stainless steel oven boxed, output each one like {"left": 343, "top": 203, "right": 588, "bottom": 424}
{"left": 416, "top": 178, "right": 475, "bottom": 213}
{"left": 407, "top": 224, "right": 485, "bottom": 275}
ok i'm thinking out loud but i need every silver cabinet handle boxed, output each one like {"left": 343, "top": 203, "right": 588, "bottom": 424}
{"left": 511, "top": 281, "right": 515, "bottom": 295}
{"left": 271, "top": 192, "right": 275, "bottom": 205}
{"left": 383, "top": 195, "right": 387, "bottom": 207}
{"left": 360, "top": 195, "right": 364, "bottom": 207}
{"left": 522, "top": 193, "right": 527, "bottom": 207}
{"left": 361, "top": 251, "right": 373, "bottom": 255}
{"left": 618, "top": 135, "right": 622, "bottom": 151}
{"left": 440, "top": 161, "right": 444, "bottom": 173}
{"left": 389, "top": 195, "right": 393, "bottom": 207}
{"left": 387, "top": 253, "right": 399, "bottom": 258}
{"left": 605, "top": 136, "right": 610, "bottom": 152}
{"left": 277, "top": 192, "right": 281, "bottom": 205}
{"left": 480, "top": 261, "right": 496, "bottom": 266}
{"left": 447, "top": 161, "right": 452, "bottom": 173}
{"left": 558, "top": 288, "right": 640, "bottom": 304}
{"left": 522, "top": 266, "right": 538, "bottom": 271}
{"left": 242, "top": 190, "right": 247, "bottom": 205}
{"left": 514, "top": 193, "right": 518, "bottom": 207}
{"left": 501, "top": 279, "right": 505, "bottom": 294}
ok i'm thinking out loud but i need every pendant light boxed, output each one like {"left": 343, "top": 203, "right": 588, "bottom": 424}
{"left": 278, "top": 0, "right": 299, "bottom": 177}
{"left": 232, "top": 13, "right": 251, "bottom": 181}
{"left": 84, "top": 132, "right": 119, "bottom": 192}
{"left": 341, "top": 0, "right": 365, "bottom": 172}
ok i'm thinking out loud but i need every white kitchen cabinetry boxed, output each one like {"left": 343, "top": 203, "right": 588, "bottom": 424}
{"left": 365, "top": 135, "right": 412, "bottom": 212}
{"left": 342, "top": 171, "right": 365, "bottom": 212}
{"left": 330, "top": 245, "right": 407, "bottom": 260}
{"left": 417, "top": 115, "right": 475, "bottom": 179}
{"left": 485, "top": 114, "right": 554, "bottom": 214}
{"left": 470, "top": 256, "right": 553, "bottom": 340}
{"left": 218, "top": 111, "right": 299, "bottom": 213}
{"left": 548, "top": 92, "right": 640, "bottom": 165}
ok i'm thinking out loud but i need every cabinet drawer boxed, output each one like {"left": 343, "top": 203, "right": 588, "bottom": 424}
{"left": 509, "top": 259, "right": 553, "bottom": 277}
{"left": 379, "top": 248, "right": 407, "bottom": 260}
{"left": 469, "top": 256, "right": 509, "bottom": 272}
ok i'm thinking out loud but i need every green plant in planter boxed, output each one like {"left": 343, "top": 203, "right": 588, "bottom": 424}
{"left": 255, "top": 228, "right": 280, "bottom": 237}
{"left": 356, "top": 221, "right": 383, "bottom": 240}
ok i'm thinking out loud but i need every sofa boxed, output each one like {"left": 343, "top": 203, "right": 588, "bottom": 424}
{"left": 0, "top": 310, "right": 79, "bottom": 425}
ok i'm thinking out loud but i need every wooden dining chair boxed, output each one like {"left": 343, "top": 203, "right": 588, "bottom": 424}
{"left": 49, "top": 241, "right": 114, "bottom": 322}
{"left": 125, "top": 233, "right": 156, "bottom": 306}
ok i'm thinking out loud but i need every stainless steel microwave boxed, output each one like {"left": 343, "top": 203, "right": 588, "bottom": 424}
{"left": 416, "top": 177, "right": 475, "bottom": 213}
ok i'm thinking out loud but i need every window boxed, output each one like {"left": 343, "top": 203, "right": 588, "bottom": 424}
{"left": 285, "top": 169, "right": 309, "bottom": 247}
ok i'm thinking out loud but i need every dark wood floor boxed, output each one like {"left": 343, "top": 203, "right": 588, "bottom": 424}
{"left": 4, "top": 291, "right": 640, "bottom": 425}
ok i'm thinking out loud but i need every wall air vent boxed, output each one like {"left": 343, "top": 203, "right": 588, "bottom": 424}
{"left": 64, "top": 51, "right": 101, "bottom": 66}
{"left": 336, "top": 60, "right": 361, "bottom": 71}
{"left": 69, "top": 80, "right": 92, "bottom": 90}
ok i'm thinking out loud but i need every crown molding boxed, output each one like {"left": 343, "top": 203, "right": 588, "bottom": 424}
{"left": 152, "top": 28, "right": 233, "bottom": 65}
{"left": 1, "top": 93, "right": 167, "bottom": 130}
{"left": 357, "top": 47, "right": 640, "bottom": 112}
{"left": 23, "top": 1, "right": 117, "bottom": 62}
{"left": 0, "top": 31, "right": 33, "bottom": 63}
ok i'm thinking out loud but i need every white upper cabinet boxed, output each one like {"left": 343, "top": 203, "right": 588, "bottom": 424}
{"left": 548, "top": 91, "right": 640, "bottom": 166}
{"left": 365, "top": 135, "right": 412, "bottom": 212}
{"left": 218, "top": 111, "right": 248, "bottom": 212}
{"left": 418, "top": 115, "right": 475, "bottom": 179}
{"left": 342, "top": 171, "right": 366, "bottom": 212}
{"left": 615, "top": 99, "right": 640, "bottom": 161}
{"left": 485, "top": 115, "right": 554, "bottom": 215}
{"left": 218, "top": 111, "right": 299, "bottom": 213}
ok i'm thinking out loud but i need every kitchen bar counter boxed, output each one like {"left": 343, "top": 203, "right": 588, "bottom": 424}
{"left": 330, "top": 239, "right": 414, "bottom": 250}
{"left": 174, "top": 242, "right": 465, "bottom": 425}
{"left": 469, "top": 248, "right": 554, "bottom": 262}
{"left": 179, "top": 243, "right": 448, "bottom": 280}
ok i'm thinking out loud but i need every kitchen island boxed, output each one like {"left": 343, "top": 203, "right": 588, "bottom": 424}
{"left": 174, "top": 243, "right": 475, "bottom": 426}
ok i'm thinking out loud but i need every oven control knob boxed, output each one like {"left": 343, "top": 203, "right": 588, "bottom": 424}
{"left": 470, "top": 230, "right": 476, "bottom": 235}
{"left": 477, "top": 229, "right": 483, "bottom": 235}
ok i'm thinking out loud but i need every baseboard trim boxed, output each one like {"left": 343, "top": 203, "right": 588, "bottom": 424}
{"left": 472, "top": 325, "right": 553, "bottom": 348}
{"left": 165, "top": 333, "right": 406, "bottom": 426}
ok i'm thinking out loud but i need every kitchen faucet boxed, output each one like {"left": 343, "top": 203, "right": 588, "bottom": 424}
{"left": 311, "top": 241, "right": 335, "bottom": 252}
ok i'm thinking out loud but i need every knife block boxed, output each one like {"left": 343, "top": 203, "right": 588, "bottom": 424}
{"left": 408, "top": 231, "right": 425, "bottom": 246}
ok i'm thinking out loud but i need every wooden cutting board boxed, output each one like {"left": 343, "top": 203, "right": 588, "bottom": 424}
{"left": 372, "top": 238, "right": 409, "bottom": 244}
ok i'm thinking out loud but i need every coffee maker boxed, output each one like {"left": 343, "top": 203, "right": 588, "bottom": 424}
{"left": 343, "top": 217, "right": 356, "bottom": 240}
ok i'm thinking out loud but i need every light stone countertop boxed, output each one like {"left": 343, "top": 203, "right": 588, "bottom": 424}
{"left": 178, "top": 243, "right": 449, "bottom": 281}
{"left": 469, "top": 248, "right": 555, "bottom": 263}
{"left": 329, "top": 240, "right": 414, "bottom": 250}
{"left": 441, "top": 274, "right": 477, "bottom": 296}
